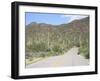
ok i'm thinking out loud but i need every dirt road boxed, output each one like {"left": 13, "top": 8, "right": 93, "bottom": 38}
{"left": 26, "top": 47, "right": 89, "bottom": 68}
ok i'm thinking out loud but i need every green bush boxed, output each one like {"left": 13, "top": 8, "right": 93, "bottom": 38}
{"left": 52, "top": 45, "right": 63, "bottom": 55}
{"left": 79, "top": 45, "right": 89, "bottom": 59}
{"left": 27, "top": 42, "right": 48, "bottom": 52}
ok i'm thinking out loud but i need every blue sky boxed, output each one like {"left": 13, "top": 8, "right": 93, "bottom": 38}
{"left": 25, "top": 12, "right": 88, "bottom": 25}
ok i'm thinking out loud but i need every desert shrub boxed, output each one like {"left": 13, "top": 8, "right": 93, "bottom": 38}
{"left": 52, "top": 45, "right": 63, "bottom": 55}
{"left": 27, "top": 42, "right": 48, "bottom": 52}
{"left": 47, "top": 51, "right": 54, "bottom": 56}
{"left": 29, "top": 57, "right": 33, "bottom": 61}
{"left": 40, "top": 53, "right": 46, "bottom": 58}
{"left": 79, "top": 45, "right": 89, "bottom": 59}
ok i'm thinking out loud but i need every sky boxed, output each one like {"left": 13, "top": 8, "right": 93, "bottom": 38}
{"left": 25, "top": 12, "right": 88, "bottom": 25}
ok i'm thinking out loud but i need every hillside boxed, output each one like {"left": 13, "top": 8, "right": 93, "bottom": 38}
{"left": 25, "top": 17, "right": 89, "bottom": 63}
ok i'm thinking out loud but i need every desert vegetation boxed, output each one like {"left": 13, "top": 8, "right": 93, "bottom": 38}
{"left": 25, "top": 17, "right": 89, "bottom": 65}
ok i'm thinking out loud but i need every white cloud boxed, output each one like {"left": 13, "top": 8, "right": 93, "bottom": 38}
{"left": 61, "top": 15, "right": 88, "bottom": 23}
